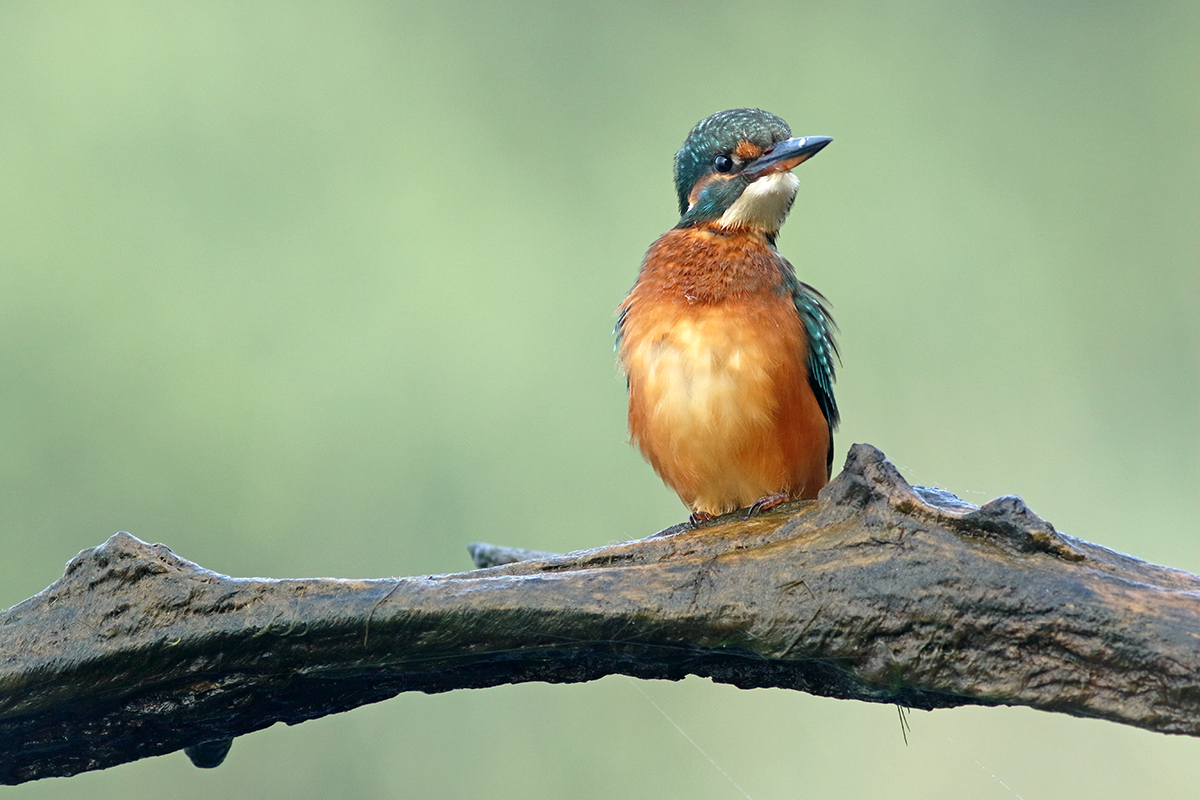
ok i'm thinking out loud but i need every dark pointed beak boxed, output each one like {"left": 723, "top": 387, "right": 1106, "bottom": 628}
{"left": 745, "top": 135, "right": 832, "bottom": 178}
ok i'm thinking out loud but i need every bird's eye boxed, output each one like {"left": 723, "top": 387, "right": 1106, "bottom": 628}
{"left": 713, "top": 154, "right": 734, "bottom": 173}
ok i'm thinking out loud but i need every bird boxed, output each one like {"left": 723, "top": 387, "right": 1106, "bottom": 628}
{"left": 616, "top": 108, "right": 839, "bottom": 523}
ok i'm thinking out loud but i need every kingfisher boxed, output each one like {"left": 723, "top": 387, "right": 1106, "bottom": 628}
{"left": 616, "top": 108, "right": 839, "bottom": 523}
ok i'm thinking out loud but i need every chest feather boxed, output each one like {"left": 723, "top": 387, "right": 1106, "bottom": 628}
{"left": 622, "top": 301, "right": 800, "bottom": 448}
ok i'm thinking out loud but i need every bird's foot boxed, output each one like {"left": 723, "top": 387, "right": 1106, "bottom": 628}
{"left": 745, "top": 493, "right": 790, "bottom": 519}
{"left": 688, "top": 510, "right": 715, "bottom": 528}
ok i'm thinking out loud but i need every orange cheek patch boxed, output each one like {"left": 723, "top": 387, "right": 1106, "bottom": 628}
{"left": 734, "top": 140, "right": 763, "bottom": 160}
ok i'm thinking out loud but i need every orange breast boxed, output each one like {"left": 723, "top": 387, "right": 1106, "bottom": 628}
{"left": 618, "top": 229, "right": 830, "bottom": 515}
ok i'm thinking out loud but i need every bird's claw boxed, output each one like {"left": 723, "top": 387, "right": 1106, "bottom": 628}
{"left": 745, "top": 493, "right": 790, "bottom": 519}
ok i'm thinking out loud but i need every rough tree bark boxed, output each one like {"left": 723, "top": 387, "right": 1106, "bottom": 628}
{"left": 2, "top": 444, "right": 1198, "bottom": 785}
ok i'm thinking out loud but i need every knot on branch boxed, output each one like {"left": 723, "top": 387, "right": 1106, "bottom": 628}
{"left": 957, "top": 497, "right": 1086, "bottom": 562}
{"left": 820, "top": 443, "right": 1084, "bottom": 562}
{"left": 817, "top": 442, "right": 918, "bottom": 512}
{"left": 63, "top": 531, "right": 194, "bottom": 589}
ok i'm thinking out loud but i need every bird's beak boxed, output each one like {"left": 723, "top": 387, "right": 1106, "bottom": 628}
{"left": 745, "top": 136, "right": 832, "bottom": 178}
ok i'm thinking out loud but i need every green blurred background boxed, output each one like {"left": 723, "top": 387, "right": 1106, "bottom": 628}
{"left": 2, "top": 1, "right": 1196, "bottom": 797}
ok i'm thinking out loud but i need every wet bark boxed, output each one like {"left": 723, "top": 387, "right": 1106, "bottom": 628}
{"left": 3, "top": 444, "right": 1198, "bottom": 785}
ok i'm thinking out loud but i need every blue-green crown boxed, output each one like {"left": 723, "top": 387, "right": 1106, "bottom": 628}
{"left": 673, "top": 108, "right": 793, "bottom": 217}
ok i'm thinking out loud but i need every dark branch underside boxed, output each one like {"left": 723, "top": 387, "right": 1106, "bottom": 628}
{"left": 3, "top": 444, "right": 1199, "bottom": 784}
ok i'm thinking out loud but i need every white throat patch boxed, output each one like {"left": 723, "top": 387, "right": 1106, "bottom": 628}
{"left": 716, "top": 171, "right": 800, "bottom": 232}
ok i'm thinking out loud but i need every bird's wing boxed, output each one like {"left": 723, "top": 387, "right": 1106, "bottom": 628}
{"left": 777, "top": 256, "right": 840, "bottom": 433}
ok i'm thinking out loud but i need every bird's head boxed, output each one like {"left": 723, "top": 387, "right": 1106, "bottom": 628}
{"left": 673, "top": 108, "right": 830, "bottom": 235}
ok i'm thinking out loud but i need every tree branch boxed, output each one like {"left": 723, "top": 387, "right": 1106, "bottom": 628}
{"left": 3, "top": 444, "right": 1198, "bottom": 784}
